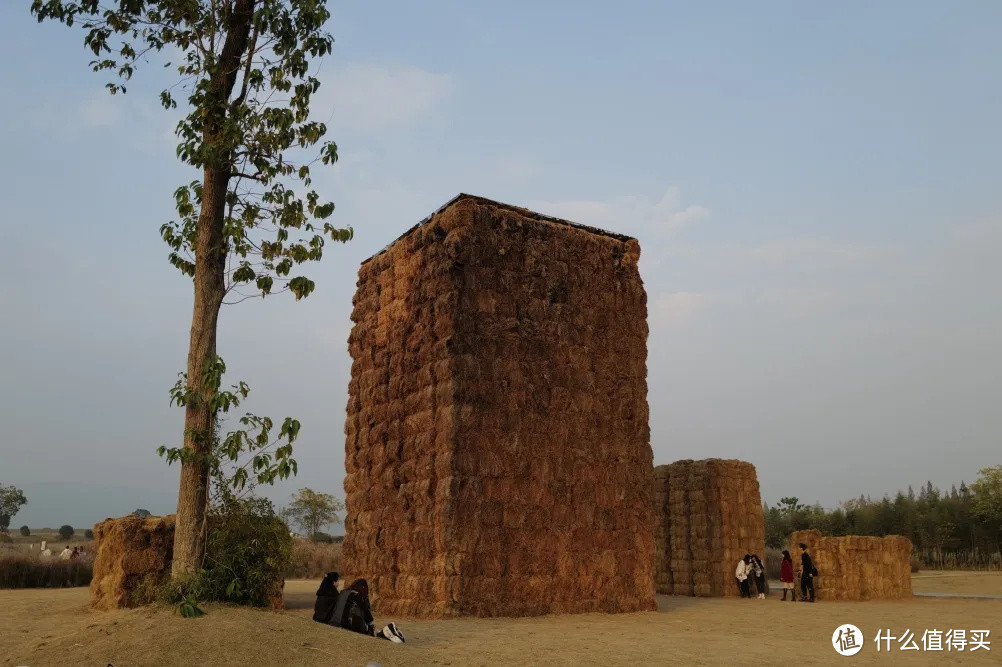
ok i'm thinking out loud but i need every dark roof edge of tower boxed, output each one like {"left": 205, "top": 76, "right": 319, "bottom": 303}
{"left": 360, "top": 193, "right": 637, "bottom": 265}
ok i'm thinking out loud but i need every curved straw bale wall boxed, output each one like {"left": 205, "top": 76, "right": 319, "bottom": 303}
{"left": 790, "top": 529, "right": 912, "bottom": 600}
{"left": 654, "top": 459, "right": 764, "bottom": 597}
{"left": 343, "top": 194, "right": 656, "bottom": 617}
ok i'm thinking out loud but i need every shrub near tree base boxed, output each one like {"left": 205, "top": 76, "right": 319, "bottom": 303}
{"left": 197, "top": 497, "right": 292, "bottom": 609}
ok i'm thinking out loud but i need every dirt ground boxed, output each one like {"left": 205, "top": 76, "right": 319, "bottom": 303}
{"left": 2, "top": 576, "right": 999, "bottom": 666}
{"left": 911, "top": 570, "right": 1002, "bottom": 596}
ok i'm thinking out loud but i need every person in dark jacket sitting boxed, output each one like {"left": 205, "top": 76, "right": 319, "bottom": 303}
{"left": 332, "top": 578, "right": 406, "bottom": 643}
{"left": 334, "top": 578, "right": 376, "bottom": 635}
{"left": 312, "top": 571, "right": 341, "bottom": 624}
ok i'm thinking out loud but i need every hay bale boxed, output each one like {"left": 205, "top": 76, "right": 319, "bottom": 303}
{"left": 90, "top": 515, "right": 285, "bottom": 610}
{"left": 343, "top": 194, "right": 655, "bottom": 617}
{"left": 789, "top": 529, "right": 912, "bottom": 601}
{"left": 653, "top": 459, "right": 764, "bottom": 597}
{"left": 90, "top": 515, "right": 175, "bottom": 610}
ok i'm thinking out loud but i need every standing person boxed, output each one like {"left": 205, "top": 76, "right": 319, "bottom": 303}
{"left": 780, "top": 550, "right": 795, "bottom": 601}
{"left": 751, "top": 554, "right": 768, "bottom": 599}
{"left": 735, "top": 554, "right": 751, "bottom": 598}
{"left": 799, "top": 542, "right": 816, "bottom": 602}
{"left": 59, "top": 545, "right": 73, "bottom": 560}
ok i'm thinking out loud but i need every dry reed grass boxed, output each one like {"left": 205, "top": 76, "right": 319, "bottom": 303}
{"left": 343, "top": 194, "right": 655, "bottom": 617}
{"left": 654, "top": 459, "right": 764, "bottom": 597}
{"left": 0, "top": 551, "right": 93, "bottom": 589}
{"left": 285, "top": 538, "right": 342, "bottom": 579}
{"left": 790, "top": 529, "right": 912, "bottom": 600}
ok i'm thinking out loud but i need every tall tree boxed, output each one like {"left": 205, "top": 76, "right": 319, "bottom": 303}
{"left": 0, "top": 485, "right": 28, "bottom": 535}
{"left": 31, "top": 0, "right": 351, "bottom": 576}
{"left": 282, "top": 487, "right": 343, "bottom": 538}
{"left": 971, "top": 466, "right": 1002, "bottom": 534}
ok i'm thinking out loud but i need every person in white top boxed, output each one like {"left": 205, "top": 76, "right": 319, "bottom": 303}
{"left": 735, "top": 554, "right": 751, "bottom": 598}
{"left": 59, "top": 546, "right": 73, "bottom": 560}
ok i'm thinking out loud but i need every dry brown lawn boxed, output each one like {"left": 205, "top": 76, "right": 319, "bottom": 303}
{"left": 2, "top": 577, "right": 1000, "bottom": 666}
{"left": 912, "top": 570, "right": 1002, "bottom": 596}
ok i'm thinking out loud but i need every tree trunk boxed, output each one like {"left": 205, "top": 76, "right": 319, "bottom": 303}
{"left": 171, "top": 167, "right": 228, "bottom": 578}
{"left": 169, "top": 0, "right": 255, "bottom": 579}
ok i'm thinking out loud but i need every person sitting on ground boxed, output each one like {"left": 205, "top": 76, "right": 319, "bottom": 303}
{"left": 59, "top": 545, "right": 73, "bottom": 561}
{"left": 751, "top": 554, "right": 768, "bottom": 599}
{"left": 330, "top": 578, "right": 405, "bottom": 643}
{"left": 313, "top": 571, "right": 341, "bottom": 624}
{"left": 735, "top": 554, "right": 751, "bottom": 598}
{"left": 780, "top": 550, "right": 795, "bottom": 601}
{"left": 799, "top": 542, "right": 816, "bottom": 602}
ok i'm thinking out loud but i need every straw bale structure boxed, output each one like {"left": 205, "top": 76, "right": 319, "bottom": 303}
{"left": 343, "top": 194, "right": 655, "bottom": 617}
{"left": 90, "top": 514, "right": 286, "bottom": 610}
{"left": 653, "top": 459, "right": 764, "bottom": 597}
{"left": 90, "top": 515, "right": 176, "bottom": 610}
{"left": 790, "top": 529, "right": 912, "bottom": 601}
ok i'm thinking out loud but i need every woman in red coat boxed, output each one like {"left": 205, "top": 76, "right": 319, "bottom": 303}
{"left": 780, "top": 550, "right": 795, "bottom": 601}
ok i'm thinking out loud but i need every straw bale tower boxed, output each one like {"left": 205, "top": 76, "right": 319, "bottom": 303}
{"left": 343, "top": 194, "right": 655, "bottom": 617}
{"left": 653, "top": 458, "right": 764, "bottom": 596}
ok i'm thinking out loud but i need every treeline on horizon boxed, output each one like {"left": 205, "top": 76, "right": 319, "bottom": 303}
{"left": 765, "top": 467, "right": 1002, "bottom": 566}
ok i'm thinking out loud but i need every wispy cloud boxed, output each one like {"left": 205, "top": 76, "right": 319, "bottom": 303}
{"left": 648, "top": 290, "right": 715, "bottom": 330}
{"left": 79, "top": 93, "right": 126, "bottom": 127}
{"left": 741, "top": 237, "right": 878, "bottom": 268}
{"left": 315, "top": 62, "right": 453, "bottom": 133}
{"left": 754, "top": 286, "right": 842, "bottom": 316}
{"left": 952, "top": 216, "right": 1002, "bottom": 243}
{"left": 530, "top": 186, "right": 709, "bottom": 241}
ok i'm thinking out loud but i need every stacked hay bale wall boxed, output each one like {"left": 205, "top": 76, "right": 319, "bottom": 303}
{"left": 343, "top": 194, "right": 656, "bottom": 617}
{"left": 90, "top": 515, "right": 175, "bottom": 610}
{"left": 790, "top": 529, "right": 912, "bottom": 600}
{"left": 90, "top": 514, "right": 286, "bottom": 610}
{"left": 653, "top": 459, "right": 764, "bottom": 597}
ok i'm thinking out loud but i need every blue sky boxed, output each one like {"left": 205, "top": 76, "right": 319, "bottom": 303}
{"left": 1, "top": 1, "right": 1000, "bottom": 528}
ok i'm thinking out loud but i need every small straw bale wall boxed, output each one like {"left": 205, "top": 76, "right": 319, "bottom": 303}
{"left": 90, "top": 514, "right": 286, "bottom": 610}
{"left": 343, "top": 194, "right": 656, "bottom": 617}
{"left": 654, "top": 459, "right": 764, "bottom": 597}
{"left": 90, "top": 515, "right": 175, "bottom": 610}
{"left": 790, "top": 529, "right": 912, "bottom": 601}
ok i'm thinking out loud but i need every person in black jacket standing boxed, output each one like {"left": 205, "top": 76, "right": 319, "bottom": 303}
{"left": 799, "top": 543, "right": 816, "bottom": 602}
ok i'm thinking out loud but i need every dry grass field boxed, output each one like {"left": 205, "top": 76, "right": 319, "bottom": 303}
{"left": 1, "top": 574, "right": 1000, "bottom": 666}
{"left": 911, "top": 570, "right": 1002, "bottom": 596}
